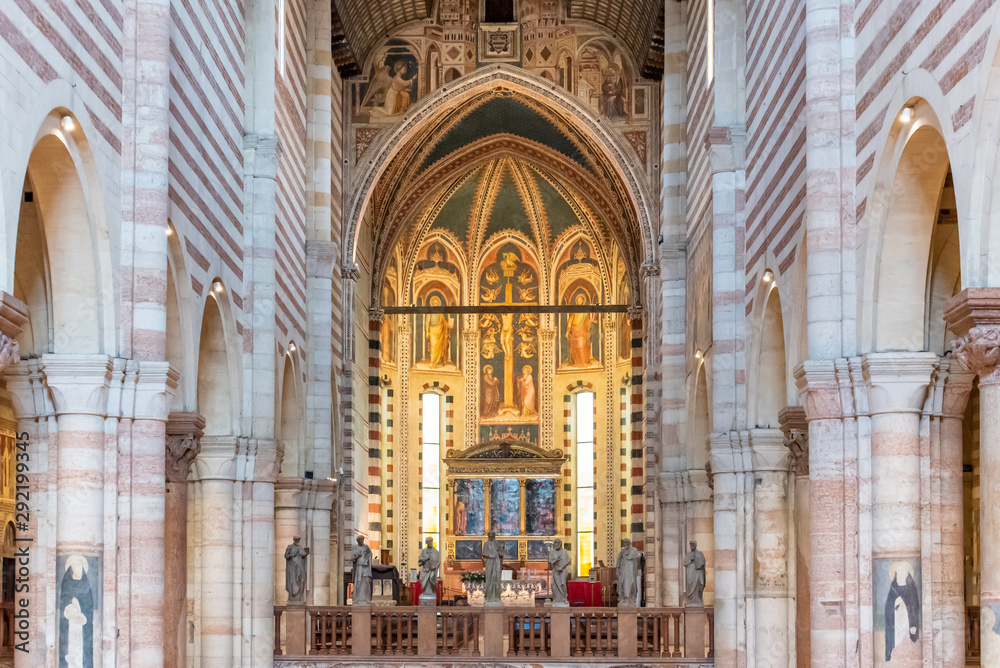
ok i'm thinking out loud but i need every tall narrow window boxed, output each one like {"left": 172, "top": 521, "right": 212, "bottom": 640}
{"left": 277, "top": 0, "right": 287, "bottom": 76}
{"left": 576, "top": 391, "right": 595, "bottom": 576}
{"left": 421, "top": 393, "right": 442, "bottom": 550}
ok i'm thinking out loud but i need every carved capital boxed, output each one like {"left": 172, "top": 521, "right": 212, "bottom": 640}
{"left": 0, "top": 292, "right": 27, "bottom": 373}
{"left": 794, "top": 360, "right": 842, "bottom": 421}
{"left": 748, "top": 429, "right": 792, "bottom": 472}
{"left": 862, "top": 352, "right": 937, "bottom": 415}
{"left": 952, "top": 326, "right": 1000, "bottom": 386}
{"left": 134, "top": 362, "right": 181, "bottom": 421}
{"left": 369, "top": 308, "right": 385, "bottom": 324}
{"left": 627, "top": 304, "right": 643, "bottom": 322}
{"left": 40, "top": 354, "right": 114, "bottom": 417}
{"left": 166, "top": 412, "right": 206, "bottom": 483}
{"left": 190, "top": 435, "right": 239, "bottom": 481}
{"left": 778, "top": 406, "right": 808, "bottom": 477}
{"left": 935, "top": 358, "right": 975, "bottom": 418}
{"left": 639, "top": 262, "right": 659, "bottom": 279}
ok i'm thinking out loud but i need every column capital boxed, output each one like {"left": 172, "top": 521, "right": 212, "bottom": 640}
{"left": 190, "top": 435, "right": 239, "bottom": 481}
{"left": 305, "top": 240, "right": 338, "bottom": 272}
{"left": 748, "top": 428, "right": 793, "bottom": 472}
{"left": 778, "top": 406, "right": 809, "bottom": 477}
{"left": 3, "top": 359, "right": 48, "bottom": 418}
{"left": 340, "top": 264, "right": 361, "bottom": 281}
{"left": 943, "top": 287, "right": 1000, "bottom": 385}
{"left": 134, "top": 361, "right": 180, "bottom": 421}
{"left": 862, "top": 352, "right": 937, "bottom": 415}
{"left": 794, "top": 360, "right": 843, "bottom": 420}
{"left": 40, "top": 354, "right": 114, "bottom": 416}
{"left": 166, "top": 412, "right": 206, "bottom": 483}
{"left": 709, "top": 430, "right": 752, "bottom": 475}
{"left": 932, "top": 358, "right": 975, "bottom": 419}
{"left": 0, "top": 292, "right": 27, "bottom": 374}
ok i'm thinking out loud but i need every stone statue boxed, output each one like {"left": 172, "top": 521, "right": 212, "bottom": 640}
{"left": 351, "top": 536, "right": 373, "bottom": 605}
{"left": 684, "top": 540, "right": 706, "bottom": 606}
{"left": 616, "top": 538, "right": 641, "bottom": 607}
{"left": 417, "top": 536, "right": 440, "bottom": 604}
{"left": 548, "top": 539, "right": 570, "bottom": 606}
{"left": 482, "top": 530, "right": 504, "bottom": 605}
{"left": 284, "top": 536, "right": 310, "bottom": 604}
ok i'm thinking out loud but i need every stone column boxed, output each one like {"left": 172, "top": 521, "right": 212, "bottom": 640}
{"left": 779, "top": 406, "right": 810, "bottom": 668}
{"left": 926, "top": 360, "right": 973, "bottom": 668}
{"left": 749, "top": 429, "right": 795, "bottom": 667}
{"left": 190, "top": 436, "right": 239, "bottom": 668}
{"left": 310, "top": 479, "right": 336, "bottom": 605}
{"left": 164, "top": 412, "right": 205, "bottom": 668}
{"left": 274, "top": 478, "right": 307, "bottom": 606}
{"left": 944, "top": 288, "right": 1000, "bottom": 665}
{"left": 863, "top": 352, "right": 936, "bottom": 667}
{"left": 796, "top": 359, "right": 862, "bottom": 668}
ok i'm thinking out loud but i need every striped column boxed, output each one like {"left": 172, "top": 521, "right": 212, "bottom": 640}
{"left": 945, "top": 289, "right": 1000, "bottom": 666}
{"left": 40, "top": 356, "right": 113, "bottom": 667}
{"left": 926, "top": 360, "right": 973, "bottom": 668}
{"left": 629, "top": 314, "right": 644, "bottom": 552}
{"left": 368, "top": 313, "right": 383, "bottom": 553}
{"left": 863, "top": 353, "right": 936, "bottom": 668}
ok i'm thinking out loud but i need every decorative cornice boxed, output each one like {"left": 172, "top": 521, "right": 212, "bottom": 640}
{"left": 793, "top": 360, "right": 843, "bottom": 421}
{"left": 943, "top": 287, "right": 1000, "bottom": 337}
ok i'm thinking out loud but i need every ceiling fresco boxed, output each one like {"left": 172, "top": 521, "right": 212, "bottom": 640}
{"left": 331, "top": 0, "right": 666, "bottom": 78}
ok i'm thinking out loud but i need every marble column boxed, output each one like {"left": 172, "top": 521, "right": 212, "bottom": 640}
{"left": 190, "top": 436, "right": 239, "bottom": 668}
{"left": 863, "top": 352, "right": 936, "bottom": 667}
{"left": 926, "top": 360, "right": 973, "bottom": 668}
{"left": 796, "top": 359, "right": 862, "bottom": 668}
{"left": 779, "top": 406, "right": 810, "bottom": 668}
{"left": 164, "top": 412, "right": 204, "bottom": 668}
{"left": 944, "top": 288, "right": 1000, "bottom": 665}
{"left": 749, "top": 429, "right": 795, "bottom": 668}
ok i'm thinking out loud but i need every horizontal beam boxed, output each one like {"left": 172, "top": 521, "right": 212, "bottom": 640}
{"left": 381, "top": 304, "right": 632, "bottom": 315}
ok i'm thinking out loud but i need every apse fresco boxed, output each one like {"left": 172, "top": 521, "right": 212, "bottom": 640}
{"left": 453, "top": 479, "right": 485, "bottom": 536}
{"left": 489, "top": 479, "right": 520, "bottom": 536}
{"left": 525, "top": 479, "right": 556, "bottom": 536}
{"left": 556, "top": 239, "right": 602, "bottom": 368}
{"left": 356, "top": 39, "right": 419, "bottom": 124}
{"left": 478, "top": 241, "right": 540, "bottom": 427}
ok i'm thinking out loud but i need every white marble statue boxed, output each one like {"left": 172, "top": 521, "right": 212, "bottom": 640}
{"left": 351, "top": 536, "right": 373, "bottom": 605}
{"left": 548, "top": 539, "right": 570, "bottom": 606}
{"left": 417, "top": 536, "right": 440, "bottom": 604}
{"left": 616, "top": 538, "right": 641, "bottom": 607}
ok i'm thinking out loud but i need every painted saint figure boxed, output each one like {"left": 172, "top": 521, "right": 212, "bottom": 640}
{"left": 481, "top": 365, "right": 500, "bottom": 418}
{"left": 426, "top": 295, "right": 453, "bottom": 367}
{"left": 548, "top": 539, "right": 571, "bottom": 606}
{"left": 482, "top": 531, "right": 504, "bottom": 604}
{"left": 351, "top": 536, "right": 373, "bottom": 605}
{"left": 566, "top": 293, "right": 596, "bottom": 367}
{"left": 683, "top": 540, "right": 706, "bottom": 606}
{"left": 418, "top": 536, "right": 441, "bottom": 603}
{"left": 884, "top": 562, "right": 920, "bottom": 662}
{"left": 59, "top": 555, "right": 94, "bottom": 668}
{"left": 455, "top": 498, "right": 468, "bottom": 534}
{"left": 616, "top": 538, "right": 641, "bottom": 607}
{"left": 284, "top": 536, "right": 310, "bottom": 604}
{"left": 514, "top": 365, "right": 537, "bottom": 417}
{"left": 364, "top": 60, "right": 414, "bottom": 118}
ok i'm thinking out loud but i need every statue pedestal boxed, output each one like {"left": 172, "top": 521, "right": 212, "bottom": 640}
{"left": 684, "top": 608, "right": 705, "bottom": 658}
{"left": 483, "top": 606, "right": 505, "bottom": 656}
{"left": 352, "top": 606, "right": 372, "bottom": 656}
{"left": 285, "top": 605, "right": 307, "bottom": 656}
{"left": 419, "top": 592, "right": 437, "bottom": 606}
{"left": 550, "top": 608, "right": 570, "bottom": 658}
{"left": 417, "top": 607, "right": 437, "bottom": 655}
{"left": 617, "top": 610, "right": 637, "bottom": 658}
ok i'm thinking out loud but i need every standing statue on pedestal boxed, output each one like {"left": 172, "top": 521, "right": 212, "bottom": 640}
{"left": 284, "top": 536, "right": 310, "bottom": 604}
{"left": 616, "top": 538, "right": 641, "bottom": 607}
{"left": 684, "top": 540, "right": 706, "bottom": 606}
{"left": 548, "top": 539, "right": 570, "bottom": 606}
{"left": 351, "top": 536, "right": 373, "bottom": 605}
{"left": 418, "top": 536, "right": 440, "bottom": 605}
{"left": 482, "top": 530, "right": 504, "bottom": 605}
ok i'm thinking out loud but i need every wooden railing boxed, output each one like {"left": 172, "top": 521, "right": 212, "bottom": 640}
{"left": 274, "top": 605, "right": 714, "bottom": 662}
{"left": 968, "top": 606, "right": 981, "bottom": 664}
{"left": 507, "top": 609, "right": 550, "bottom": 656}
{"left": 439, "top": 609, "right": 480, "bottom": 655}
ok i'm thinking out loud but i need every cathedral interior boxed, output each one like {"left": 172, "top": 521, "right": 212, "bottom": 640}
{"left": 1, "top": 0, "right": 999, "bottom": 666}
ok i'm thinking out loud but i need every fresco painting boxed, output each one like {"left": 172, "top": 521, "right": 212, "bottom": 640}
{"left": 453, "top": 479, "right": 485, "bottom": 536}
{"left": 489, "top": 478, "right": 520, "bottom": 536}
{"left": 525, "top": 479, "right": 556, "bottom": 536}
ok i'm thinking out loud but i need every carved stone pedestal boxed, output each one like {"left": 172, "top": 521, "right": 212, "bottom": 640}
{"left": 684, "top": 608, "right": 706, "bottom": 659}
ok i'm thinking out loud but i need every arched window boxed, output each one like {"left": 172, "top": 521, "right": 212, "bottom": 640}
{"left": 576, "top": 391, "right": 595, "bottom": 576}
{"left": 421, "top": 393, "right": 443, "bottom": 549}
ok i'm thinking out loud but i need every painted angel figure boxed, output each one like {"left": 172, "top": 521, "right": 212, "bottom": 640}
{"left": 363, "top": 60, "right": 414, "bottom": 118}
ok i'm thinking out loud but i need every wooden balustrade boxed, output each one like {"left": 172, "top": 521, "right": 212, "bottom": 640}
{"left": 371, "top": 609, "right": 418, "bottom": 655}
{"left": 273, "top": 605, "right": 714, "bottom": 662}
{"left": 507, "top": 609, "right": 550, "bottom": 656}
{"left": 311, "top": 608, "right": 352, "bottom": 655}
{"left": 439, "top": 609, "right": 480, "bottom": 655}
{"left": 968, "top": 606, "right": 981, "bottom": 663}
{"left": 570, "top": 609, "right": 617, "bottom": 657}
